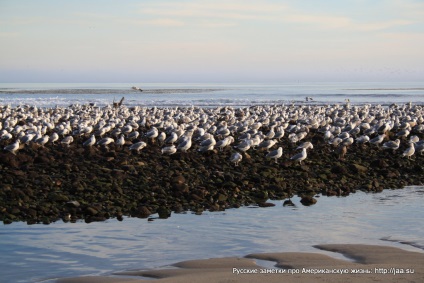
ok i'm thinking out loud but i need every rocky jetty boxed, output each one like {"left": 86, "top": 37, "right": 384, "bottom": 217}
{"left": 0, "top": 103, "right": 423, "bottom": 224}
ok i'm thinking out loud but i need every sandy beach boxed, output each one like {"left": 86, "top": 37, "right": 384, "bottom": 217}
{"left": 56, "top": 244, "right": 423, "bottom": 283}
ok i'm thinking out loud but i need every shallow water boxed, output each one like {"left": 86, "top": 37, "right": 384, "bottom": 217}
{"left": 1, "top": 82, "right": 423, "bottom": 107}
{"left": 1, "top": 186, "right": 423, "bottom": 283}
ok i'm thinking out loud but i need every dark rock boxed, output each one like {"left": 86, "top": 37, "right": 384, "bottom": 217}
{"left": 258, "top": 202, "right": 275, "bottom": 207}
{"left": 136, "top": 206, "right": 151, "bottom": 218}
{"left": 300, "top": 196, "right": 317, "bottom": 206}
{"left": 331, "top": 165, "right": 347, "bottom": 174}
{"left": 283, "top": 199, "right": 295, "bottom": 206}
{"left": 85, "top": 207, "right": 99, "bottom": 216}
{"left": 350, "top": 163, "right": 368, "bottom": 174}
{"left": 66, "top": 201, "right": 81, "bottom": 207}
{"left": 157, "top": 206, "right": 171, "bottom": 219}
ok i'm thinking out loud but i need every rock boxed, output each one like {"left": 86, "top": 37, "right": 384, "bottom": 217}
{"left": 66, "top": 201, "right": 81, "bottom": 207}
{"left": 331, "top": 165, "right": 347, "bottom": 174}
{"left": 157, "top": 206, "right": 171, "bottom": 219}
{"left": 258, "top": 202, "right": 275, "bottom": 207}
{"left": 283, "top": 199, "right": 295, "bottom": 206}
{"left": 218, "top": 193, "right": 227, "bottom": 202}
{"left": 49, "top": 194, "right": 69, "bottom": 202}
{"left": 350, "top": 163, "right": 368, "bottom": 174}
{"left": 300, "top": 196, "right": 317, "bottom": 206}
{"left": 136, "top": 206, "right": 151, "bottom": 218}
{"left": 85, "top": 207, "right": 99, "bottom": 216}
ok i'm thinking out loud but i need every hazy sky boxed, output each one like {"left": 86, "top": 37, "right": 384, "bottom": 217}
{"left": 1, "top": 0, "right": 423, "bottom": 83}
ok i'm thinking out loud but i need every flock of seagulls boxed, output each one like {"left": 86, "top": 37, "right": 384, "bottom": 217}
{"left": 1, "top": 102, "right": 423, "bottom": 167}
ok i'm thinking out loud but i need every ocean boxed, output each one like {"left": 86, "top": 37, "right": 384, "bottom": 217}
{"left": 0, "top": 82, "right": 424, "bottom": 283}
{"left": 1, "top": 82, "right": 424, "bottom": 108}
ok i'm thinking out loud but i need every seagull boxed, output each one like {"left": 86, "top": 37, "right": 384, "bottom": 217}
{"left": 409, "top": 135, "right": 419, "bottom": 143}
{"left": 36, "top": 135, "right": 50, "bottom": 147}
{"left": 49, "top": 132, "right": 59, "bottom": 144}
{"left": 165, "top": 132, "right": 178, "bottom": 144}
{"left": 342, "top": 137, "right": 354, "bottom": 146}
{"left": 61, "top": 136, "right": 74, "bottom": 147}
{"left": 234, "top": 139, "right": 251, "bottom": 152}
{"left": 131, "top": 86, "right": 143, "bottom": 92}
{"left": 396, "top": 128, "right": 410, "bottom": 139}
{"left": 198, "top": 143, "right": 215, "bottom": 153}
{"left": 274, "top": 128, "right": 285, "bottom": 141}
{"left": 145, "top": 127, "right": 159, "bottom": 140}
{"left": 382, "top": 139, "right": 400, "bottom": 153}
{"left": 296, "top": 141, "right": 313, "bottom": 150}
{"left": 0, "top": 131, "right": 13, "bottom": 141}
{"left": 402, "top": 142, "right": 415, "bottom": 159}
{"left": 127, "top": 131, "right": 139, "bottom": 140}
{"left": 199, "top": 134, "right": 216, "bottom": 148}
{"left": 20, "top": 133, "right": 35, "bottom": 145}
{"left": 356, "top": 135, "right": 370, "bottom": 145}
{"left": 97, "top": 137, "right": 114, "bottom": 146}
{"left": 116, "top": 134, "right": 125, "bottom": 148}
{"left": 177, "top": 137, "right": 192, "bottom": 152}
{"left": 215, "top": 136, "right": 234, "bottom": 151}
{"left": 4, "top": 140, "right": 20, "bottom": 155}
{"left": 230, "top": 152, "right": 242, "bottom": 166}
{"left": 257, "top": 139, "right": 277, "bottom": 151}
{"left": 290, "top": 148, "right": 307, "bottom": 165}
{"left": 369, "top": 134, "right": 385, "bottom": 147}
{"left": 83, "top": 134, "right": 96, "bottom": 147}
{"left": 129, "top": 141, "right": 147, "bottom": 152}
{"left": 157, "top": 132, "right": 166, "bottom": 145}
{"left": 415, "top": 141, "right": 424, "bottom": 155}
{"left": 266, "top": 147, "right": 283, "bottom": 164}
{"left": 161, "top": 145, "right": 177, "bottom": 155}
{"left": 121, "top": 125, "right": 133, "bottom": 135}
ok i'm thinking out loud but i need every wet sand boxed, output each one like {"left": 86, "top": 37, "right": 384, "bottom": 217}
{"left": 57, "top": 244, "right": 423, "bottom": 283}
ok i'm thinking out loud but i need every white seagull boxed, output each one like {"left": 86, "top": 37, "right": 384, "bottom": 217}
{"left": 382, "top": 139, "right": 400, "bottom": 152}
{"left": 177, "top": 137, "right": 192, "bottom": 152}
{"left": 129, "top": 141, "right": 147, "bottom": 152}
{"left": 97, "top": 137, "right": 114, "bottom": 146}
{"left": 230, "top": 152, "right": 242, "bottom": 166}
{"left": 83, "top": 134, "right": 96, "bottom": 147}
{"left": 161, "top": 145, "right": 177, "bottom": 155}
{"left": 4, "top": 140, "right": 20, "bottom": 155}
{"left": 61, "top": 136, "right": 74, "bottom": 147}
{"left": 296, "top": 141, "right": 313, "bottom": 150}
{"left": 266, "top": 147, "right": 283, "bottom": 164}
{"left": 290, "top": 148, "right": 307, "bottom": 165}
{"left": 402, "top": 142, "right": 415, "bottom": 159}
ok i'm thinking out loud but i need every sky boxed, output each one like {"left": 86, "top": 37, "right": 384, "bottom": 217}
{"left": 0, "top": 0, "right": 423, "bottom": 83}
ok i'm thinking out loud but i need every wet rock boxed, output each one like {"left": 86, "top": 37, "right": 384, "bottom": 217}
{"left": 283, "top": 199, "right": 295, "bottom": 206}
{"left": 136, "top": 206, "right": 152, "bottom": 218}
{"left": 331, "top": 165, "right": 347, "bottom": 174}
{"left": 66, "top": 201, "right": 81, "bottom": 208}
{"left": 258, "top": 202, "right": 275, "bottom": 207}
{"left": 218, "top": 193, "right": 227, "bottom": 202}
{"left": 172, "top": 203, "right": 184, "bottom": 213}
{"left": 157, "top": 206, "right": 171, "bottom": 219}
{"left": 84, "top": 207, "right": 99, "bottom": 216}
{"left": 370, "top": 159, "right": 389, "bottom": 168}
{"left": 350, "top": 163, "right": 368, "bottom": 174}
{"left": 49, "top": 194, "right": 69, "bottom": 202}
{"left": 300, "top": 196, "right": 317, "bottom": 206}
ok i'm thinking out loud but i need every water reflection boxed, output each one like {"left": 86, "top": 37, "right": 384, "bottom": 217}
{"left": 0, "top": 186, "right": 423, "bottom": 283}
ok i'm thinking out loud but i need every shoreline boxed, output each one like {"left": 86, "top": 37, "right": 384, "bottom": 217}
{"left": 56, "top": 244, "right": 424, "bottom": 283}
{"left": 1, "top": 103, "right": 423, "bottom": 224}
